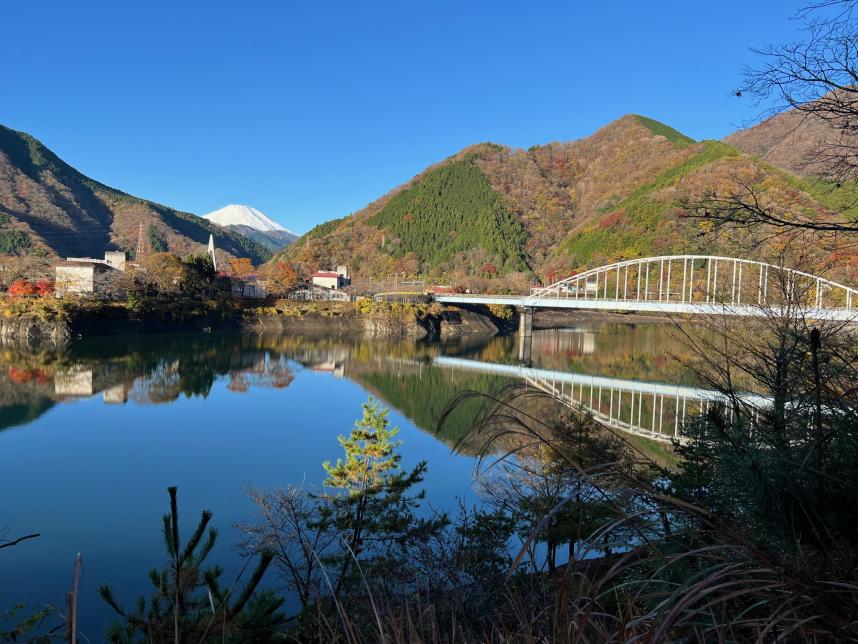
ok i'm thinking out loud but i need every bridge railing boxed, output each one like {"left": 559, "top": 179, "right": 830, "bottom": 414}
{"left": 530, "top": 255, "right": 858, "bottom": 311}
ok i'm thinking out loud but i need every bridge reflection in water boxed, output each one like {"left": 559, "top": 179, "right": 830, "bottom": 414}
{"left": 434, "top": 356, "right": 770, "bottom": 443}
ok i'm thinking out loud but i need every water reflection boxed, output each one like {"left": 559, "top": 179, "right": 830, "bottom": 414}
{"left": 0, "top": 322, "right": 704, "bottom": 635}
{"left": 0, "top": 333, "right": 492, "bottom": 437}
{"left": 0, "top": 323, "right": 709, "bottom": 442}
{"left": 464, "top": 324, "right": 698, "bottom": 384}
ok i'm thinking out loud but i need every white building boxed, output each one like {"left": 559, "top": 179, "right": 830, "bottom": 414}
{"left": 311, "top": 265, "right": 349, "bottom": 290}
{"left": 55, "top": 250, "right": 127, "bottom": 296}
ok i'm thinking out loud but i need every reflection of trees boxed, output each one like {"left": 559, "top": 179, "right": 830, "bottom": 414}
{"left": 226, "top": 356, "right": 294, "bottom": 394}
{"left": 129, "top": 361, "right": 182, "bottom": 404}
{"left": 128, "top": 351, "right": 296, "bottom": 403}
{"left": 465, "top": 325, "right": 706, "bottom": 384}
{"left": 177, "top": 362, "right": 216, "bottom": 399}
{"left": 227, "top": 373, "right": 249, "bottom": 393}
{"left": 0, "top": 323, "right": 711, "bottom": 438}
{"left": 0, "top": 333, "right": 311, "bottom": 411}
{"left": 128, "top": 357, "right": 221, "bottom": 404}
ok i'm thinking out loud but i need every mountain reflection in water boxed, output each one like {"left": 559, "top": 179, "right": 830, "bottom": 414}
{"left": 0, "top": 323, "right": 702, "bottom": 636}
{"left": 0, "top": 324, "right": 706, "bottom": 439}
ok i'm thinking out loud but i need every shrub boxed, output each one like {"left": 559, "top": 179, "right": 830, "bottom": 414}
{"left": 8, "top": 279, "right": 38, "bottom": 297}
{"left": 34, "top": 279, "right": 53, "bottom": 296}
{"left": 487, "top": 303, "right": 514, "bottom": 320}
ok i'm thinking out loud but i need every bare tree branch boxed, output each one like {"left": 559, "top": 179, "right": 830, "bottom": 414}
{"left": 0, "top": 532, "right": 40, "bottom": 549}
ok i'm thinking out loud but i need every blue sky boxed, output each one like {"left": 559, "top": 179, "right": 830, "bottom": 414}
{"left": 3, "top": 1, "right": 809, "bottom": 233}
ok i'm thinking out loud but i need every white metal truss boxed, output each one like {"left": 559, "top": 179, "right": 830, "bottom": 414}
{"left": 436, "top": 255, "right": 858, "bottom": 321}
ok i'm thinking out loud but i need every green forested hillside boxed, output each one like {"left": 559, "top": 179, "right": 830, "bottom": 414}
{"left": 305, "top": 216, "right": 348, "bottom": 240}
{"left": 557, "top": 141, "right": 740, "bottom": 263}
{"left": 367, "top": 153, "right": 529, "bottom": 274}
{"left": 633, "top": 114, "right": 696, "bottom": 147}
{"left": 281, "top": 113, "right": 858, "bottom": 287}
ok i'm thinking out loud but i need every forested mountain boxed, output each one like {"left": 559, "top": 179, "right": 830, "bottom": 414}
{"left": 281, "top": 114, "right": 858, "bottom": 286}
{"left": 221, "top": 224, "right": 297, "bottom": 252}
{"left": 0, "top": 125, "right": 271, "bottom": 263}
{"left": 724, "top": 109, "right": 858, "bottom": 178}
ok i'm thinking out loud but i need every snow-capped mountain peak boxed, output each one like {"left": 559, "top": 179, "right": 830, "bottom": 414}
{"left": 203, "top": 204, "right": 296, "bottom": 235}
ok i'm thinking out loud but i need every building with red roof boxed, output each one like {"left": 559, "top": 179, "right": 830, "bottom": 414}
{"left": 311, "top": 266, "right": 349, "bottom": 290}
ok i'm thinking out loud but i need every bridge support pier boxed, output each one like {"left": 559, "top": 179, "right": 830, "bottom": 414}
{"left": 518, "top": 307, "right": 533, "bottom": 365}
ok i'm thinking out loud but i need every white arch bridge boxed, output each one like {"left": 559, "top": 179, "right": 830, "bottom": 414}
{"left": 435, "top": 255, "right": 858, "bottom": 322}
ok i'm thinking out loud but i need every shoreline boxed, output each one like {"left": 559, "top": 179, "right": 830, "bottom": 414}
{"left": 0, "top": 297, "right": 675, "bottom": 350}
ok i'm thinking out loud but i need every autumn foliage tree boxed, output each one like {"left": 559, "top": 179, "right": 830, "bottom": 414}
{"left": 229, "top": 257, "right": 255, "bottom": 278}
{"left": 34, "top": 278, "right": 53, "bottom": 296}
{"left": 265, "top": 261, "right": 299, "bottom": 296}
{"left": 140, "top": 253, "right": 188, "bottom": 296}
{"left": 8, "top": 279, "right": 39, "bottom": 297}
{"left": 396, "top": 252, "right": 421, "bottom": 277}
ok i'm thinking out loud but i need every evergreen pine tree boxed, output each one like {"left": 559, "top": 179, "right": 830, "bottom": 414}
{"left": 99, "top": 486, "right": 283, "bottom": 643}
{"left": 315, "top": 397, "right": 447, "bottom": 597}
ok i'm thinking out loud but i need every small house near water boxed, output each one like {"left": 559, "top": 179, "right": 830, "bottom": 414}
{"left": 55, "top": 251, "right": 127, "bottom": 295}
{"left": 311, "top": 266, "right": 349, "bottom": 290}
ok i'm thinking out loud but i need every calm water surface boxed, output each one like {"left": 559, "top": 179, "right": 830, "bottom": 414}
{"left": 0, "top": 322, "right": 690, "bottom": 636}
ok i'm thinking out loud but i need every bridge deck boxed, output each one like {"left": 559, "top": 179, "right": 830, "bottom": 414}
{"left": 435, "top": 295, "right": 857, "bottom": 321}
{"left": 437, "top": 254, "right": 858, "bottom": 321}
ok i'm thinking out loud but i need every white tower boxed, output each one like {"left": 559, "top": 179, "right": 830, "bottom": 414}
{"left": 207, "top": 234, "right": 218, "bottom": 272}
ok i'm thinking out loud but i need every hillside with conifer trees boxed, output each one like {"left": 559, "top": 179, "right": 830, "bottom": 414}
{"left": 0, "top": 125, "right": 271, "bottom": 263}
{"left": 281, "top": 114, "right": 858, "bottom": 287}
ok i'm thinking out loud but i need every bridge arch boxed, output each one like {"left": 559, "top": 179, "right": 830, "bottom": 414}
{"left": 435, "top": 255, "right": 858, "bottom": 320}
{"left": 530, "top": 255, "right": 857, "bottom": 312}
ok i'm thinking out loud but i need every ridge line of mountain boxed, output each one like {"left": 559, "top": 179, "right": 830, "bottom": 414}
{"left": 1, "top": 109, "right": 854, "bottom": 285}
{"left": 0, "top": 124, "right": 272, "bottom": 264}
{"left": 278, "top": 111, "right": 857, "bottom": 287}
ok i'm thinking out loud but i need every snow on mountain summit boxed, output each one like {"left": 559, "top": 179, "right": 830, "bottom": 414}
{"left": 203, "top": 204, "right": 295, "bottom": 235}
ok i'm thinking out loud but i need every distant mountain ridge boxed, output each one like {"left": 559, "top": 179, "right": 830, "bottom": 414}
{"left": 0, "top": 125, "right": 272, "bottom": 264}
{"left": 2, "top": 112, "right": 852, "bottom": 281}
{"left": 280, "top": 113, "right": 858, "bottom": 285}
{"left": 724, "top": 108, "right": 858, "bottom": 179}
{"left": 203, "top": 204, "right": 298, "bottom": 252}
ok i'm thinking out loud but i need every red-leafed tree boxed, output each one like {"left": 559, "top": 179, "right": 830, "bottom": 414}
{"left": 229, "top": 257, "right": 255, "bottom": 278}
{"left": 8, "top": 279, "right": 38, "bottom": 297}
{"left": 34, "top": 278, "right": 54, "bottom": 296}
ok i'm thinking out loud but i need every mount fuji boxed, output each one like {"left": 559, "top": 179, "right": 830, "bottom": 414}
{"left": 203, "top": 204, "right": 298, "bottom": 252}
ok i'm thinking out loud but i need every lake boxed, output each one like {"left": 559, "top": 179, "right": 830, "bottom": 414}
{"left": 0, "top": 321, "right": 692, "bottom": 637}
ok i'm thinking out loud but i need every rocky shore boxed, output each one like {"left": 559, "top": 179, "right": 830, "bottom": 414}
{"left": 0, "top": 296, "right": 674, "bottom": 350}
{"left": 0, "top": 298, "right": 510, "bottom": 348}
{"left": 246, "top": 301, "right": 505, "bottom": 340}
{"left": 0, "top": 316, "right": 71, "bottom": 350}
